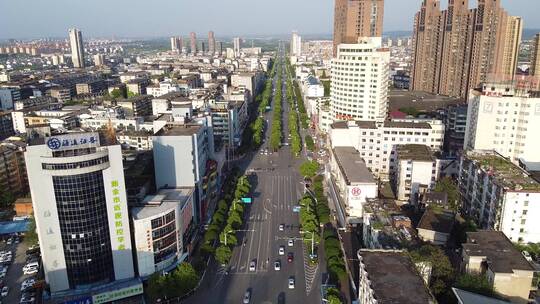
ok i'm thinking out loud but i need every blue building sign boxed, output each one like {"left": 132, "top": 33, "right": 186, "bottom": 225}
{"left": 63, "top": 296, "right": 93, "bottom": 304}
{"left": 46, "top": 133, "right": 100, "bottom": 151}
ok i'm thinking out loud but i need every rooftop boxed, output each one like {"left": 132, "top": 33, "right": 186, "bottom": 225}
{"left": 330, "top": 120, "right": 377, "bottom": 130}
{"left": 363, "top": 199, "right": 412, "bottom": 249}
{"left": 451, "top": 288, "right": 510, "bottom": 304}
{"left": 417, "top": 209, "right": 455, "bottom": 234}
{"left": 132, "top": 188, "right": 194, "bottom": 220}
{"left": 463, "top": 231, "right": 534, "bottom": 273}
{"left": 466, "top": 150, "right": 540, "bottom": 191}
{"left": 333, "top": 147, "right": 375, "bottom": 184}
{"left": 397, "top": 144, "right": 434, "bottom": 162}
{"left": 155, "top": 123, "right": 202, "bottom": 136}
{"left": 358, "top": 250, "right": 433, "bottom": 304}
{"left": 384, "top": 120, "right": 431, "bottom": 129}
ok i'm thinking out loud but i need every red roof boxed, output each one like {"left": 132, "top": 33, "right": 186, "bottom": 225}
{"left": 389, "top": 111, "right": 407, "bottom": 119}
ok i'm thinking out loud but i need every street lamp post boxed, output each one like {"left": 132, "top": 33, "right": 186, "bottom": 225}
{"left": 224, "top": 229, "right": 233, "bottom": 246}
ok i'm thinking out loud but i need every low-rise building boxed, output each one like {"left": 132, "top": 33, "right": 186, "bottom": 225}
{"left": 329, "top": 119, "right": 444, "bottom": 180}
{"left": 328, "top": 146, "right": 377, "bottom": 225}
{"left": 417, "top": 209, "right": 455, "bottom": 246}
{"left": 13, "top": 197, "right": 32, "bottom": 216}
{"left": 459, "top": 150, "right": 540, "bottom": 243}
{"left": 0, "top": 139, "right": 28, "bottom": 196}
{"left": 462, "top": 231, "right": 535, "bottom": 303}
{"left": 393, "top": 144, "right": 438, "bottom": 204}
{"left": 75, "top": 79, "right": 107, "bottom": 95}
{"left": 357, "top": 249, "right": 435, "bottom": 304}
{"left": 209, "top": 100, "right": 248, "bottom": 149}
{"left": 126, "top": 78, "right": 150, "bottom": 96}
{"left": 362, "top": 199, "right": 413, "bottom": 249}
{"left": 0, "top": 86, "right": 21, "bottom": 110}
{"left": 115, "top": 95, "right": 153, "bottom": 117}
{"left": 0, "top": 111, "right": 14, "bottom": 140}
{"left": 131, "top": 187, "right": 194, "bottom": 278}
{"left": 117, "top": 130, "right": 153, "bottom": 151}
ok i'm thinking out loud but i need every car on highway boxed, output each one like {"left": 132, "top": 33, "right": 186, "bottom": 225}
{"left": 249, "top": 260, "right": 256, "bottom": 272}
{"left": 279, "top": 246, "right": 285, "bottom": 255}
{"left": 243, "top": 289, "right": 251, "bottom": 304}
{"left": 274, "top": 261, "right": 281, "bottom": 271}
{"left": 0, "top": 286, "right": 7, "bottom": 296}
{"left": 288, "top": 277, "right": 295, "bottom": 289}
{"left": 279, "top": 224, "right": 284, "bottom": 231}
{"left": 288, "top": 239, "right": 294, "bottom": 247}
{"left": 287, "top": 252, "right": 294, "bottom": 263}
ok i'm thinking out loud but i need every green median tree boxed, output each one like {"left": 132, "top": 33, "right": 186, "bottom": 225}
{"left": 215, "top": 245, "right": 232, "bottom": 265}
{"left": 300, "top": 160, "right": 320, "bottom": 178}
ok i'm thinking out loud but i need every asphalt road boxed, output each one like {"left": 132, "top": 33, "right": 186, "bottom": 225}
{"left": 184, "top": 45, "right": 321, "bottom": 304}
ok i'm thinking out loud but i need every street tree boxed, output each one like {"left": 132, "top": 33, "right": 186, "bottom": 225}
{"left": 300, "top": 160, "right": 320, "bottom": 178}
{"left": 215, "top": 245, "right": 232, "bottom": 265}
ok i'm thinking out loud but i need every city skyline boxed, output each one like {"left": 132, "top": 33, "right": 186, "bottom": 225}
{"left": 1, "top": 0, "right": 540, "bottom": 39}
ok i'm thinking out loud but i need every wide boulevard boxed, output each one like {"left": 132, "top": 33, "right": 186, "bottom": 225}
{"left": 185, "top": 44, "right": 322, "bottom": 304}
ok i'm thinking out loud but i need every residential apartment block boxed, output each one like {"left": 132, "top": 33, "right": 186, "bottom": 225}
{"left": 464, "top": 83, "right": 540, "bottom": 164}
{"left": 333, "top": 0, "right": 384, "bottom": 54}
{"left": 462, "top": 231, "right": 535, "bottom": 303}
{"left": 357, "top": 249, "right": 435, "bottom": 304}
{"left": 459, "top": 150, "right": 540, "bottom": 243}
{"left": 329, "top": 119, "right": 444, "bottom": 180}
{"left": 411, "top": 0, "right": 522, "bottom": 98}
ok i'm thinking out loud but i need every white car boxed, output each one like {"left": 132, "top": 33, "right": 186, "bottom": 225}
{"left": 274, "top": 261, "right": 281, "bottom": 271}
{"left": 23, "top": 267, "right": 38, "bottom": 275}
{"left": 278, "top": 246, "right": 285, "bottom": 255}
{"left": 1, "top": 286, "right": 7, "bottom": 296}
{"left": 288, "top": 277, "right": 295, "bottom": 289}
{"left": 288, "top": 239, "right": 294, "bottom": 247}
{"left": 249, "top": 260, "right": 256, "bottom": 272}
{"left": 243, "top": 290, "right": 251, "bottom": 304}
{"left": 278, "top": 224, "right": 284, "bottom": 231}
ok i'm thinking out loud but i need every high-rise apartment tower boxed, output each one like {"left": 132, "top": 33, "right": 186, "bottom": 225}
{"left": 208, "top": 31, "right": 216, "bottom": 55}
{"left": 68, "top": 28, "right": 85, "bottom": 68}
{"left": 333, "top": 0, "right": 384, "bottom": 55}
{"left": 411, "top": 0, "right": 523, "bottom": 98}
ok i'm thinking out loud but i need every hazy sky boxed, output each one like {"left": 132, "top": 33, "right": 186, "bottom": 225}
{"left": 1, "top": 0, "right": 539, "bottom": 39}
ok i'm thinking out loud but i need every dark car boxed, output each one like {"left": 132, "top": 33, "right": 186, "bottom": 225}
{"left": 287, "top": 252, "right": 293, "bottom": 263}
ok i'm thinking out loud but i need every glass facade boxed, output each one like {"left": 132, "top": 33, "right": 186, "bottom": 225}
{"left": 53, "top": 171, "right": 114, "bottom": 288}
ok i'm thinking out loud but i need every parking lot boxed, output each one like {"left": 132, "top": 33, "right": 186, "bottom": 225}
{"left": 0, "top": 237, "right": 39, "bottom": 304}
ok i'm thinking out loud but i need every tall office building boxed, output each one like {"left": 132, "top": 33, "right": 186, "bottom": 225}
{"left": 68, "top": 28, "right": 85, "bottom": 68}
{"left": 290, "top": 31, "right": 302, "bottom": 57}
{"left": 190, "top": 32, "right": 197, "bottom": 54}
{"left": 330, "top": 37, "right": 390, "bottom": 122}
{"left": 531, "top": 33, "right": 540, "bottom": 78}
{"left": 208, "top": 31, "right": 216, "bottom": 55}
{"left": 411, "top": 0, "right": 523, "bottom": 98}
{"left": 233, "top": 37, "right": 241, "bottom": 57}
{"left": 170, "top": 36, "right": 180, "bottom": 52}
{"left": 333, "top": 0, "right": 384, "bottom": 54}
{"left": 25, "top": 132, "right": 138, "bottom": 296}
